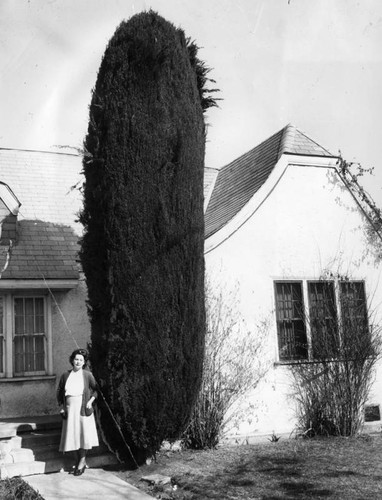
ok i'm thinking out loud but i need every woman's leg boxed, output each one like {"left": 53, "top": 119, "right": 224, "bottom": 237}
{"left": 77, "top": 448, "right": 87, "bottom": 469}
{"left": 75, "top": 449, "right": 80, "bottom": 468}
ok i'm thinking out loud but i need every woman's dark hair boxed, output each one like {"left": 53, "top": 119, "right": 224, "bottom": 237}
{"left": 69, "top": 348, "right": 89, "bottom": 367}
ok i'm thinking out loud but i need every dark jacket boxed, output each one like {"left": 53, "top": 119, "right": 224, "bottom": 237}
{"left": 57, "top": 369, "right": 98, "bottom": 417}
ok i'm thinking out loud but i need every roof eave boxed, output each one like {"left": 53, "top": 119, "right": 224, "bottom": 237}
{"left": 0, "top": 279, "right": 78, "bottom": 290}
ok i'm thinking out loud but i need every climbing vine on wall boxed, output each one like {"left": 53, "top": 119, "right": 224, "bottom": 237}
{"left": 337, "top": 158, "right": 382, "bottom": 260}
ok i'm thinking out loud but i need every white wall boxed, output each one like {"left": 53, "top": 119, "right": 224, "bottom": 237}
{"left": 0, "top": 279, "right": 91, "bottom": 418}
{"left": 205, "top": 161, "right": 382, "bottom": 437}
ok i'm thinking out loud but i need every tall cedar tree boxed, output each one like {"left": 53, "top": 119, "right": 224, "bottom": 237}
{"left": 80, "top": 11, "right": 216, "bottom": 464}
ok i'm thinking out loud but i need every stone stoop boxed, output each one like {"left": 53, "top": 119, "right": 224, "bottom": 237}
{"left": 0, "top": 415, "right": 119, "bottom": 479}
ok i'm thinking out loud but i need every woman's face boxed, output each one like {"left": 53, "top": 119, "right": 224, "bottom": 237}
{"left": 72, "top": 354, "right": 85, "bottom": 371}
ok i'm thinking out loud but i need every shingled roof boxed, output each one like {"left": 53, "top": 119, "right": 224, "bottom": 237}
{"left": 205, "top": 124, "right": 335, "bottom": 239}
{"left": 0, "top": 148, "right": 83, "bottom": 281}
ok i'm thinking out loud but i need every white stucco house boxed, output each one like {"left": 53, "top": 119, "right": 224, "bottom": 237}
{"left": 204, "top": 124, "right": 382, "bottom": 436}
{"left": 1, "top": 124, "right": 381, "bottom": 439}
{"left": 0, "top": 147, "right": 89, "bottom": 418}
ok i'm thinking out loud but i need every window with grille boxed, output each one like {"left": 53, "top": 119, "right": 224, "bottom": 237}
{"left": 308, "top": 281, "right": 339, "bottom": 359}
{"left": 275, "top": 282, "right": 308, "bottom": 360}
{"left": 275, "top": 279, "right": 369, "bottom": 362}
{"left": 14, "top": 297, "right": 46, "bottom": 375}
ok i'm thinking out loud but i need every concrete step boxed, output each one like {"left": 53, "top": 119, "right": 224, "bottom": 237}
{"left": 0, "top": 414, "right": 62, "bottom": 438}
{"left": 0, "top": 460, "right": 46, "bottom": 479}
{"left": 32, "top": 441, "right": 112, "bottom": 461}
{"left": 42, "top": 453, "right": 120, "bottom": 474}
{"left": 0, "top": 423, "right": 18, "bottom": 439}
{"left": 0, "top": 435, "right": 22, "bottom": 455}
{"left": 0, "top": 414, "right": 119, "bottom": 478}
{"left": 0, "top": 450, "right": 119, "bottom": 478}
{"left": 3, "top": 448, "right": 35, "bottom": 464}
{"left": 20, "top": 429, "right": 61, "bottom": 448}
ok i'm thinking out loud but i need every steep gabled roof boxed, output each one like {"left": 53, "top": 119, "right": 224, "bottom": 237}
{"left": 205, "top": 124, "right": 335, "bottom": 239}
{"left": 0, "top": 148, "right": 83, "bottom": 281}
{"left": 1, "top": 220, "right": 79, "bottom": 280}
{"left": 0, "top": 148, "right": 82, "bottom": 228}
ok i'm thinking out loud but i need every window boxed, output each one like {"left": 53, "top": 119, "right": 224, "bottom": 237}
{"left": 0, "top": 293, "right": 51, "bottom": 378}
{"left": 364, "top": 405, "right": 381, "bottom": 422}
{"left": 340, "top": 282, "right": 369, "bottom": 346}
{"left": 14, "top": 297, "right": 46, "bottom": 375}
{"left": 275, "top": 282, "right": 308, "bottom": 360}
{"left": 274, "top": 280, "right": 368, "bottom": 362}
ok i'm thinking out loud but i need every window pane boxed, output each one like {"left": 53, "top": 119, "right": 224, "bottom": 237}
{"left": 14, "top": 298, "right": 24, "bottom": 335}
{"left": 14, "top": 336, "right": 24, "bottom": 373}
{"left": 340, "top": 281, "right": 369, "bottom": 354}
{"left": 308, "top": 281, "right": 339, "bottom": 359}
{"left": 34, "top": 336, "right": 45, "bottom": 371}
{"left": 275, "top": 282, "right": 308, "bottom": 360}
{"left": 34, "top": 298, "right": 45, "bottom": 333}
{"left": 24, "top": 298, "right": 35, "bottom": 333}
{"left": 24, "top": 335, "right": 34, "bottom": 371}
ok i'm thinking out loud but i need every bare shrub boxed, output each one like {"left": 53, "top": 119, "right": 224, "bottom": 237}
{"left": 290, "top": 274, "right": 382, "bottom": 437}
{"left": 182, "top": 279, "right": 269, "bottom": 449}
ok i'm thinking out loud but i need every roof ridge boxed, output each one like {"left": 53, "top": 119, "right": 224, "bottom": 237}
{"left": 278, "top": 123, "right": 295, "bottom": 159}
{"left": 294, "top": 127, "right": 333, "bottom": 156}
{"left": 0, "top": 147, "right": 79, "bottom": 158}
{"left": 219, "top": 127, "right": 286, "bottom": 172}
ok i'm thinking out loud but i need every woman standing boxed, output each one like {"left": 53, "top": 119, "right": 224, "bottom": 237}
{"left": 57, "top": 348, "right": 99, "bottom": 476}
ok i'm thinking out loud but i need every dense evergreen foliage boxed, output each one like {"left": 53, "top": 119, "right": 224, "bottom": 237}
{"left": 80, "top": 11, "right": 214, "bottom": 464}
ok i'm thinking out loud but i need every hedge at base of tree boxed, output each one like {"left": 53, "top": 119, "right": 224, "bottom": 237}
{"left": 80, "top": 11, "right": 209, "bottom": 465}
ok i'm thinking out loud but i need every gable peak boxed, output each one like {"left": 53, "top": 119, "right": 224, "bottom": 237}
{"left": 278, "top": 124, "right": 334, "bottom": 159}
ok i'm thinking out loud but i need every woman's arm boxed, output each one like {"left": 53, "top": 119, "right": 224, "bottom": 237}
{"left": 85, "top": 371, "right": 98, "bottom": 407}
{"left": 89, "top": 372, "right": 98, "bottom": 398}
{"left": 86, "top": 395, "right": 96, "bottom": 408}
{"left": 56, "top": 373, "right": 66, "bottom": 406}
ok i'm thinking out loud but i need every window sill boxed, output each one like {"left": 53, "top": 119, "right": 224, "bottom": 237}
{"left": 275, "top": 360, "right": 321, "bottom": 366}
{"left": 0, "top": 375, "right": 56, "bottom": 383}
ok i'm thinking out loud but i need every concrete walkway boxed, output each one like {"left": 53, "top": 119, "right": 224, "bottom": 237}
{"left": 25, "top": 467, "right": 154, "bottom": 500}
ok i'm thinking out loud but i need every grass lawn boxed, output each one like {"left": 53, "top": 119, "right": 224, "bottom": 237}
{"left": 115, "top": 434, "right": 382, "bottom": 499}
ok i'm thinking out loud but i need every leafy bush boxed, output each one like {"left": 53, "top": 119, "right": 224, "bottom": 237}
{"left": 80, "top": 11, "right": 217, "bottom": 464}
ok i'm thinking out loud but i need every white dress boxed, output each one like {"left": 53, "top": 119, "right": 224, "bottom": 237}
{"left": 59, "top": 369, "right": 99, "bottom": 452}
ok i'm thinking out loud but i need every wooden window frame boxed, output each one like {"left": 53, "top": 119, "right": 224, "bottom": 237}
{"left": 274, "top": 281, "right": 308, "bottom": 361}
{"left": 0, "top": 291, "right": 53, "bottom": 379}
{"left": 13, "top": 296, "right": 47, "bottom": 376}
{"left": 274, "top": 279, "right": 368, "bottom": 363}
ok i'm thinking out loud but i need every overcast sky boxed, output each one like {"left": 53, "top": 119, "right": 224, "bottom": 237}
{"left": 1, "top": 0, "right": 382, "bottom": 203}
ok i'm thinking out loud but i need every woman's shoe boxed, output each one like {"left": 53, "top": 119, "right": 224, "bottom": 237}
{"left": 74, "top": 465, "right": 86, "bottom": 476}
